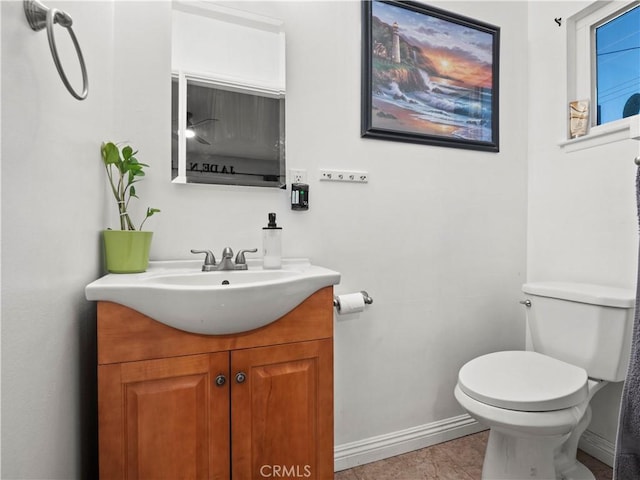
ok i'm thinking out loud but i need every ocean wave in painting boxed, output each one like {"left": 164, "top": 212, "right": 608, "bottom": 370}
{"left": 374, "top": 71, "right": 493, "bottom": 141}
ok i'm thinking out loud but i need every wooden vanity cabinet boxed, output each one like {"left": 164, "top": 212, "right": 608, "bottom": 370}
{"left": 97, "top": 287, "right": 334, "bottom": 480}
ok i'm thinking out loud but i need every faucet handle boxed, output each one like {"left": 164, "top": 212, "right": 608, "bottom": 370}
{"left": 190, "top": 249, "right": 216, "bottom": 269}
{"left": 235, "top": 248, "right": 258, "bottom": 265}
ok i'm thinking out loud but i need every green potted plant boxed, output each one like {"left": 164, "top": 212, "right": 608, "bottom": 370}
{"left": 100, "top": 141, "right": 160, "bottom": 273}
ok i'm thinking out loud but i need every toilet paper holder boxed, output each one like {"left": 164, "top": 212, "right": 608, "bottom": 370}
{"left": 333, "top": 291, "right": 373, "bottom": 308}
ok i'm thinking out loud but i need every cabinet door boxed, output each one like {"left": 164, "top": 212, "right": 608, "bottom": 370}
{"left": 98, "top": 352, "right": 230, "bottom": 480}
{"left": 231, "top": 339, "right": 333, "bottom": 480}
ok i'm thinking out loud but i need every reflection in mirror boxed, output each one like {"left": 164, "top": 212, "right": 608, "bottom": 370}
{"left": 171, "top": 1, "right": 286, "bottom": 187}
{"left": 171, "top": 76, "right": 285, "bottom": 186}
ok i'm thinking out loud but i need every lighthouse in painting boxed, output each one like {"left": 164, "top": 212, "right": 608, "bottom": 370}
{"left": 391, "top": 21, "right": 401, "bottom": 63}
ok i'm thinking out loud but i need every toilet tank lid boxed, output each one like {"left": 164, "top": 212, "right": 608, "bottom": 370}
{"left": 522, "top": 282, "right": 635, "bottom": 308}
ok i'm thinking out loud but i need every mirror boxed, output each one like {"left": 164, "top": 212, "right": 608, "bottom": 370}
{"left": 171, "top": 1, "right": 286, "bottom": 187}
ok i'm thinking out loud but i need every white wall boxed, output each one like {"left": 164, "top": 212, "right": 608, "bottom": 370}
{"left": 1, "top": 0, "right": 529, "bottom": 476}
{"left": 1, "top": 1, "right": 113, "bottom": 477}
{"left": 527, "top": 1, "right": 640, "bottom": 460}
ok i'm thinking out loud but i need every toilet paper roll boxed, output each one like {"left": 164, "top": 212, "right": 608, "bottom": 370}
{"left": 336, "top": 293, "right": 365, "bottom": 315}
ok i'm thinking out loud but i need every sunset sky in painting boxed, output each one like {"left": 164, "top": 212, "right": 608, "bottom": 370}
{"left": 372, "top": 1, "right": 494, "bottom": 89}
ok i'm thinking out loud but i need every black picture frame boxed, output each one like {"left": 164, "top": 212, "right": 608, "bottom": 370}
{"left": 362, "top": 0, "right": 500, "bottom": 152}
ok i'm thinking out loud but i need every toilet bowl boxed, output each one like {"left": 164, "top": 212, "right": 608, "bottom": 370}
{"left": 455, "top": 282, "right": 635, "bottom": 480}
{"left": 455, "top": 351, "right": 606, "bottom": 480}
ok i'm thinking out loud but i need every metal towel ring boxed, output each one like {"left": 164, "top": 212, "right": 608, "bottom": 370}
{"left": 24, "top": 0, "right": 88, "bottom": 100}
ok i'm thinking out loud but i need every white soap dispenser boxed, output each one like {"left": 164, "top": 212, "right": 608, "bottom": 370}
{"left": 262, "top": 212, "right": 282, "bottom": 269}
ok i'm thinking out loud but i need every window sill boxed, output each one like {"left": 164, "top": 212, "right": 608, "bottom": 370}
{"left": 558, "top": 115, "right": 639, "bottom": 153}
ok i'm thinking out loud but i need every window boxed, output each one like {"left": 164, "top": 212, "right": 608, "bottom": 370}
{"left": 594, "top": 5, "right": 640, "bottom": 125}
{"left": 569, "top": 1, "right": 640, "bottom": 135}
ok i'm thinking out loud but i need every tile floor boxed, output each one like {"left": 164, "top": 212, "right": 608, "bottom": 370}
{"left": 335, "top": 431, "right": 613, "bottom": 480}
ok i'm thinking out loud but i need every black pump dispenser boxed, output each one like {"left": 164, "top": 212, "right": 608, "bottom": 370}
{"left": 264, "top": 212, "right": 281, "bottom": 229}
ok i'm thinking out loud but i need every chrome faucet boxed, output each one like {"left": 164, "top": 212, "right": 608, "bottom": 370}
{"left": 191, "top": 247, "right": 257, "bottom": 271}
{"left": 218, "top": 247, "right": 235, "bottom": 271}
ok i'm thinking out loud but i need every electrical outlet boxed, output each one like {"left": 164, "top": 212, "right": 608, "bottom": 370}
{"left": 319, "top": 169, "right": 369, "bottom": 183}
{"left": 289, "top": 169, "right": 307, "bottom": 184}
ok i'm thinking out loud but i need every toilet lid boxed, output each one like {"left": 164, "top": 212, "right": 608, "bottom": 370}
{"left": 458, "top": 351, "right": 588, "bottom": 412}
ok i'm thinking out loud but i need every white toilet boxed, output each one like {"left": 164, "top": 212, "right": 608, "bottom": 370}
{"left": 455, "top": 282, "right": 635, "bottom": 480}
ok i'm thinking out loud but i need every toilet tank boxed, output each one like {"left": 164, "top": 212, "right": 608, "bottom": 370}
{"left": 522, "top": 282, "right": 636, "bottom": 382}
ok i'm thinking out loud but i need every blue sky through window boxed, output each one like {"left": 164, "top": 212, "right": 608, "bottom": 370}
{"left": 595, "top": 5, "right": 640, "bottom": 125}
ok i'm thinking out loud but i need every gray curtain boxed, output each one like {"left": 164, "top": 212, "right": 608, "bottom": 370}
{"left": 614, "top": 167, "right": 640, "bottom": 479}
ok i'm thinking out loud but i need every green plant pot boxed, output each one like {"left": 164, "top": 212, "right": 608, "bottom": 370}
{"left": 103, "top": 230, "right": 153, "bottom": 273}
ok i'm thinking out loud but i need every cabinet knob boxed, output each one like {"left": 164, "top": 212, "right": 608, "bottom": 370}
{"left": 215, "top": 374, "right": 226, "bottom": 387}
{"left": 235, "top": 372, "right": 247, "bottom": 384}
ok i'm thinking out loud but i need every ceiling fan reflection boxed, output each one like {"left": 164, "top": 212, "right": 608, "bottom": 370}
{"left": 186, "top": 111, "right": 218, "bottom": 145}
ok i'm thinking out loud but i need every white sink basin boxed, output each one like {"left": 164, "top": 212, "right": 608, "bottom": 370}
{"left": 85, "top": 258, "right": 341, "bottom": 335}
{"left": 146, "top": 269, "right": 297, "bottom": 286}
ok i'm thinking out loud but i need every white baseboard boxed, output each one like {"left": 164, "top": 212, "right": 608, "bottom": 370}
{"left": 333, "top": 417, "right": 614, "bottom": 472}
{"left": 579, "top": 429, "right": 615, "bottom": 468}
{"left": 334, "top": 414, "right": 486, "bottom": 471}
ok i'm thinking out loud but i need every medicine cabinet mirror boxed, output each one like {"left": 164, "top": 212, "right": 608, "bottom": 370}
{"left": 171, "top": 1, "right": 286, "bottom": 187}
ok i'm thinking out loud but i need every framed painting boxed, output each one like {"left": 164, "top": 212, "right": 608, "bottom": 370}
{"left": 362, "top": 0, "right": 500, "bottom": 152}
